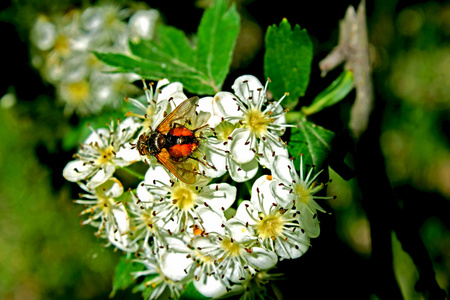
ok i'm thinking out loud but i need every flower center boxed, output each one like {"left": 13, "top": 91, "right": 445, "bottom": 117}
{"left": 214, "top": 121, "right": 235, "bottom": 141}
{"left": 171, "top": 186, "right": 196, "bottom": 210}
{"left": 141, "top": 211, "right": 155, "bottom": 229}
{"left": 295, "top": 182, "right": 312, "bottom": 204}
{"left": 220, "top": 238, "right": 241, "bottom": 257}
{"left": 64, "top": 81, "right": 90, "bottom": 104}
{"left": 257, "top": 215, "right": 284, "bottom": 239}
{"left": 246, "top": 108, "right": 269, "bottom": 135}
{"left": 96, "top": 145, "right": 115, "bottom": 165}
{"left": 53, "top": 34, "right": 70, "bottom": 55}
{"left": 97, "top": 195, "right": 114, "bottom": 214}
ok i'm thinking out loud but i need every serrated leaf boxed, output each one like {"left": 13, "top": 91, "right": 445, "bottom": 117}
{"left": 288, "top": 119, "right": 334, "bottom": 170}
{"left": 110, "top": 255, "right": 145, "bottom": 297}
{"left": 302, "top": 70, "right": 354, "bottom": 115}
{"left": 264, "top": 18, "right": 313, "bottom": 109}
{"left": 95, "top": 0, "right": 239, "bottom": 95}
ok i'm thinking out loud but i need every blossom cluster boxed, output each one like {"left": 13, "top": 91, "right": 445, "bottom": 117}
{"left": 30, "top": 3, "right": 159, "bottom": 115}
{"left": 63, "top": 75, "right": 331, "bottom": 299}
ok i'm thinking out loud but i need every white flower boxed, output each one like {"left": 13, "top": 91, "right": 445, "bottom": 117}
{"left": 189, "top": 235, "right": 245, "bottom": 298}
{"left": 74, "top": 178, "right": 138, "bottom": 252}
{"left": 235, "top": 175, "right": 310, "bottom": 260}
{"left": 128, "top": 9, "right": 160, "bottom": 42}
{"left": 213, "top": 75, "right": 293, "bottom": 167}
{"left": 133, "top": 246, "right": 185, "bottom": 300}
{"left": 63, "top": 117, "right": 141, "bottom": 189}
{"left": 125, "top": 79, "right": 179, "bottom": 130}
{"left": 271, "top": 155, "right": 332, "bottom": 238}
{"left": 138, "top": 165, "right": 236, "bottom": 233}
{"left": 202, "top": 119, "right": 259, "bottom": 182}
{"left": 194, "top": 218, "right": 278, "bottom": 284}
{"left": 80, "top": 4, "right": 130, "bottom": 51}
{"left": 127, "top": 191, "right": 173, "bottom": 254}
{"left": 30, "top": 15, "right": 57, "bottom": 51}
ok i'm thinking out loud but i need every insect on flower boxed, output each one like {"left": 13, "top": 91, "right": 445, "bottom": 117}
{"left": 136, "top": 96, "right": 212, "bottom": 184}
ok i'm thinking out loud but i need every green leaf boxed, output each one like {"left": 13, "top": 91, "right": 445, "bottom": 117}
{"left": 264, "top": 18, "right": 313, "bottom": 109}
{"left": 288, "top": 119, "right": 335, "bottom": 170}
{"left": 110, "top": 254, "right": 145, "bottom": 298}
{"left": 196, "top": 0, "right": 240, "bottom": 92}
{"left": 131, "top": 274, "right": 159, "bottom": 299}
{"left": 302, "top": 70, "right": 354, "bottom": 115}
{"left": 179, "top": 281, "right": 209, "bottom": 300}
{"left": 95, "top": 0, "right": 239, "bottom": 95}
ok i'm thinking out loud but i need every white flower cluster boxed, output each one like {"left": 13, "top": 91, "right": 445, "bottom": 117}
{"left": 30, "top": 4, "right": 160, "bottom": 115}
{"left": 63, "top": 75, "right": 331, "bottom": 299}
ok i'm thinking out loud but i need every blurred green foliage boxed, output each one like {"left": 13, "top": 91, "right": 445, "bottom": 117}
{"left": 0, "top": 107, "right": 123, "bottom": 299}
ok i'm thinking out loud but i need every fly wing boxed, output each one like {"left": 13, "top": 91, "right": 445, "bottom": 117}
{"left": 156, "top": 96, "right": 199, "bottom": 135}
{"left": 155, "top": 149, "right": 198, "bottom": 184}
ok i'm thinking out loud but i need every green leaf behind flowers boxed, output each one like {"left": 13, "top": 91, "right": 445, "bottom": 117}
{"left": 288, "top": 119, "right": 335, "bottom": 170}
{"left": 264, "top": 18, "right": 313, "bottom": 109}
{"left": 95, "top": 0, "right": 239, "bottom": 95}
{"left": 110, "top": 255, "right": 145, "bottom": 297}
{"left": 179, "top": 282, "right": 209, "bottom": 300}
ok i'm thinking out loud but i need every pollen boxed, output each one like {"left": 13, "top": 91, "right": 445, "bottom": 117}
{"left": 245, "top": 108, "right": 269, "bottom": 135}
{"left": 257, "top": 215, "right": 284, "bottom": 240}
{"left": 193, "top": 225, "right": 203, "bottom": 236}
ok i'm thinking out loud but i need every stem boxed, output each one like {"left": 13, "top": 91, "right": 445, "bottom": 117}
{"left": 119, "top": 166, "right": 145, "bottom": 180}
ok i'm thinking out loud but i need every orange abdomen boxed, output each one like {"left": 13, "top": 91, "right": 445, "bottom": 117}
{"left": 168, "top": 143, "right": 197, "bottom": 158}
{"left": 169, "top": 127, "right": 194, "bottom": 137}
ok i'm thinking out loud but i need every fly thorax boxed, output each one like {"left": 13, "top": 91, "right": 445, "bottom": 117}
{"left": 148, "top": 132, "right": 164, "bottom": 155}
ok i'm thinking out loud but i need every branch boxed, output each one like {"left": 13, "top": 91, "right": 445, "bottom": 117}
{"left": 319, "top": 0, "right": 373, "bottom": 139}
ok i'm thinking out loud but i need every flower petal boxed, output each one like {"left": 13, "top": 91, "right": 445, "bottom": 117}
{"left": 136, "top": 180, "right": 153, "bottom": 203}
{"left": 212, "top": 92, "right": 242, "bottom": 121}
{"left": 194, "top": 273, "right": 231, "bottom": 299}
{"left": 257, "top": 137, "right": 289, "bottom": 169}
{"left": 271, "top": 155, "right": 297, "bottom": 184}
{"left": 86, "top": 164, "right": 115, "bottom": 189}
{"left": 274, "top": 228, "right": 310, "bottom": 260}
{"left": 97, "top": 177, "right": 124, "bottom": 198}
{"left": 200, "top": 143, "right": 227, "bottom": 179}
{"left": 230, "top": 128, "right": 256, "bottom": 164}
{"left": 159, "top": 250, "right": 191, "bottom": 281}
{"left": 227, "top": 157, "right": 259, "bottom": 182}
{"left": 250, "top": 175, "right": 277, "bottom": 213}
{"left": 234, "top": 200, "right": 258, "bottom": 226}
{"left": 231, "top": 75, "right": 264, "bottom": 106}
{"left": 108, "top": 206, "right": 139, "bottom": 252}
{"left": 63, "top": 160, "right": 94, "bottom": 182}
{"left": 269, "top": 179, "right": 295, "bottom": 208}
{"left": 298, "top": 205, "right": 321, "bottom": 238}
{"left": 198, "top": 183, "right": 236, "bottom": 211}
{"left": 245, "top": 247, "right": 278, "bottom": 270}
{"left": 195, "top": 206, "right": 226, "bottom": 235}
{"left": 225, "top": 219, "right": 254, "bottom": 243}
